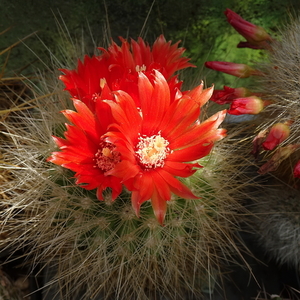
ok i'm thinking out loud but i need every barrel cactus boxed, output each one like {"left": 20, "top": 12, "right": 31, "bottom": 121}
{"left": 1, "top": 33, "right": 252, "bottom": 299}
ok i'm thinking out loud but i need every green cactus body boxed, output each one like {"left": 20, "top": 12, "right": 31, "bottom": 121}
{"left": 37, "top": 153, "right": 236, "bottom": 299}
{"left": 0, "top": 93, "right": 247, "bottom": 298}
{"left": 0, "top": 23, "right": 250, "bottom": 298}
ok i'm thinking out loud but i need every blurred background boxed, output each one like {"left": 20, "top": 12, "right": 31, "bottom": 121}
{"left": 1, "top": 0, "right": 300, "bottom": 87}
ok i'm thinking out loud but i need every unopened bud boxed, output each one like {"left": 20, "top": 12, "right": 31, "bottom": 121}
{"left": 210, "top": 86, "right": 252, "bottom": 105}
{"left": 224, "top": 8, "right": 272, "bottom": 49}
{"left": 205, "top": 61, "right": 261, "bottom": 78}
{"left": 228, "top": 96, "right": 264, "bottom": 115}
{"left": 262, "top": 122, "right": 291, "bottom": 151}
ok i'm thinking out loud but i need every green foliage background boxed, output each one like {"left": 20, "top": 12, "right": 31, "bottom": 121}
{"left": 1, "top": 0, "right": 300, "bottom": 87}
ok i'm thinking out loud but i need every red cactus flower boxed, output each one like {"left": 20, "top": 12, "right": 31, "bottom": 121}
{"left": 105, "top": 35, "right": 194, "bottom": 80}
{"left": 262, "top": 122, "right": 291, "bottom": 151}
{"left": 224, "top": 8, "right": 272, "bottom": 49}
{"left": 59, "top": 35, "right": 194, "bottom": 110}
{"left": 205, "top": 61, "right": 261, "bottom": 78}
{"left": 104, "top": 70, "right": 227, "bottom": 224}
{"left": 47, "top": 88, "right": 123, "bottom": 201}
{"left": 227, "top": 96, "right": 264, "bottom": 115}
{"left": 210, "top": 85, "right": 252, "bottom": 105}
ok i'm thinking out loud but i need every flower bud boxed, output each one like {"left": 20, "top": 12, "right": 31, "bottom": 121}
{"left": 210, "top": 85, "right": 252, "bottom": 104}
{"left": 227, "top": 96, "right": 264, "bottom": 115}
{"left": 205, "top": 61, "right": 261, "bottom": 78}
{"left": 224, "top": 8, "right": 272, "bottom": 49}
{"left": 262, "top": 122, "right": 291, "bottom": 151}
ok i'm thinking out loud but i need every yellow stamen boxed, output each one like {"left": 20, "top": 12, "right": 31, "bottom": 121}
{"left": 100, "top": 78, "right": 107, "bottom": 89}
{"left": 102, "top": 147, "right": 113, "bottom": 158}
{"left": 136, "top": 133, "right": 169, "bottom": 168}
{"left": 135, "top": 64, "right": 147, "bottom": 72}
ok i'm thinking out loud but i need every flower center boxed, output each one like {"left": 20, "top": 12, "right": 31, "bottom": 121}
{"left": 135, "top": 64, "right": 147, "bottom": 72}
{"left": 136, "top": 133, "right": 170, "bottom": 169}
{"left": 92, "top": 93, "right": 100, "bottom": 102}
{"left": 94, "top": 141, "right": 121, "bottom": 172}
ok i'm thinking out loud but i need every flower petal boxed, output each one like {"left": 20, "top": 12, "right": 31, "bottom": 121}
{"left": 169, "top": 110, "right": 227, "bottom": 149}
{"left": 149, "top": 186, "right": 167, "bottom": 225}
{"left": 168, "top": 142, "right": 214, "bottom": 162}
{"left": 157, "top": 169, "right": 198, "bottom": 199}
{"left": 139, "top": 71, "right": 171, "bottom": 134}
{"left": 164, "top": 161, "right": 200, "bottom": 177}
{"left": 106, "top": 160, "right": 140, "bottom": 182}
{"left": 186, "top": 83, "right": 213, "bottom": 108}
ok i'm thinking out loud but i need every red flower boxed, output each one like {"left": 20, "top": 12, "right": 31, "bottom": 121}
{"left": 210, "top": 85, "right": 251, "bottom": 105}
{"left": 105, "top": 35, "right": 194, "bottom": 80}
{"left": 205, "top": 61, "right": 261, "bottom": 78}
{"left": 59, "top": 35, "right": 194, "bottom": 110}
{"left": 262, "top": 122, "right": 291, "bottom": 151}
{"left": 227, "top": 96, "right": 264, "bottom": 115}
{"left": 224, "top": 8, "right": 272, "bottom": 49}
{"left": 47, "top": 88, "right": 123, "bottom": 201}
{"left": 104, "top": 70, "right": 227, "bottom": 224}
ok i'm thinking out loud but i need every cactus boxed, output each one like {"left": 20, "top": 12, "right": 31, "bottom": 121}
{"left": 251, "top": 16, "right": 300, "bottom": 269}
{"left": 0, "top": 78, "right": 249, "bottom": 299}
{"left": 0, "top": 28, "right": 256, "bottom": 299}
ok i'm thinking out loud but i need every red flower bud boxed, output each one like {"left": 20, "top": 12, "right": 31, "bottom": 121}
{"left": 227, "top": 96, "right": 264, "bottom": 115}
{"left": 210, "top": 85, "right": 252, "bottom": 105}
{"left": 262, "top": 123, "right": 291, "bottom": 151}
{"left": 224, "top": 8, "right": 272, "bottom": 49}
{"left": 205, "top": 61, "right": 261, "bottom": 78}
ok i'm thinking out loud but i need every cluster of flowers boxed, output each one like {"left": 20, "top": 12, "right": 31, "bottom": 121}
{"left": 204, "top": 9, "right": 300, "bottom": 179}
{"left": 47, "top": 35, "right": 227, "bottom": 224}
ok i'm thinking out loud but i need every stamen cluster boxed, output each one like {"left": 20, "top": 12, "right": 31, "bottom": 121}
{"left": 94, "top": 141, "right": 121, "bottom": 172}
{"left": 136, "top": 133, "right": 170, "bottom": 169}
